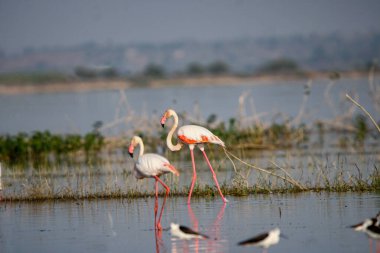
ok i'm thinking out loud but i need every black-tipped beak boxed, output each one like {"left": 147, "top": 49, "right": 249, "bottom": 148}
{"left": 129, "top": 152, "right": 134, "bottom": 158}
{"left": 161, "top": 123, "right": 165, "bottom": 128}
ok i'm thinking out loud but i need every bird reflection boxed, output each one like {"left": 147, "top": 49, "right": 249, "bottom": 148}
{"left": 170, "top": 203, "right": 227, "bottom": 253}
{"left": 155, "top": 227, "right": 165, "bottom": 253}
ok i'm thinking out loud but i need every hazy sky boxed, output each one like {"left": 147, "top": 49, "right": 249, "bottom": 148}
{"left": 1, "top": 0, "right": 379, "bottom": 53}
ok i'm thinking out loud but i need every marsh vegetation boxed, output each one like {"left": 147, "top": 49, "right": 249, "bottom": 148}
{"left": 0, "top": 72, "right": 379, "bottom": 201}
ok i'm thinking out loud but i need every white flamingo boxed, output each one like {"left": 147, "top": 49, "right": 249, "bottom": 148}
{"left": 128, "top": 136, "right": 179, "bottom": 230}
{"left": 160, "top": 109, "right": 228, "bottom": 204}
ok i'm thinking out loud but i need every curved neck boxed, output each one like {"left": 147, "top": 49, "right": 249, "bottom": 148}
{"left": 135, "top": 138, "right": 144, "bottom": 159}
{"left": 167, "top": 112, "right": 183, "bottom": 151}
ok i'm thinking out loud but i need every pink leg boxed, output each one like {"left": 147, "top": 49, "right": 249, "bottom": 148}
{"left": 154, "top": 176, "right": 170, "bottom": 230}
{"left": 200, "top": 149, "right": 228, "bottom": 203}
{"left": 154, "top": 179, "right": 159, "bottom": 229}
{"left": 188, "top": 147, "right": 197, "bottom": 204}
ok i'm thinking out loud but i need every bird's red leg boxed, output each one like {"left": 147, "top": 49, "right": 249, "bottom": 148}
{"left": 154, "top": 176, "right": 169, "bottom": 231}
{"left": 200, "top": 147, "right": 228, "bottom": 203}
{"left": 188, "top": 145, "right": 197, "bottom": 204}
{"left": 154, "top": 179, "right": 159, "bottom": 230}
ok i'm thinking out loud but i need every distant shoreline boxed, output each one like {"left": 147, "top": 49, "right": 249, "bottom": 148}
{"left": 0, "top": 71, "right": 375, "bottom": 95}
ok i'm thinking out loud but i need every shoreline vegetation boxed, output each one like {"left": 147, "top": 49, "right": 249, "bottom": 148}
{"left": 0, "top": 68, "right": 379, "bottom": 202}
{"left": 0, "top": 70, "right": 377, "bottom": 95}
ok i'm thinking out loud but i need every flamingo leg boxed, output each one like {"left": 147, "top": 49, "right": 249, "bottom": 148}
{"left": 200, "top": 148, "right": 228, "bottom": 203}
{"left": 154, "top": 176, "right": 170, "bottom": 230}
{"left": 154, "top": 179, "right": 159, "bottom": 229}
{"left": 188, "top": 145, "right": 197, "bottom": 204}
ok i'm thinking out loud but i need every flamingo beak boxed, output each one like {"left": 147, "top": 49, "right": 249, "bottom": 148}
{"left": 128, "top": 145, "right": 134, "bottom": 158}
{"left": 160, "top": 114, "right": 167, "bottom": 128}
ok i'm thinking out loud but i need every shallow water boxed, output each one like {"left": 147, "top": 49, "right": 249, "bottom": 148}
{"left": 1, "top": 144, "right": 379, "bottom": 199}
{"left": 1, "top": 192, "right": 379, "bottom": 253}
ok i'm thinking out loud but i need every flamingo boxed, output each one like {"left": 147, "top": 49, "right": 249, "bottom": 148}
{"left": 128, "top": 136, "right": 179, "bottom": 230}
{"left": 160, "top": 109, "right": 228, "bottom": 204}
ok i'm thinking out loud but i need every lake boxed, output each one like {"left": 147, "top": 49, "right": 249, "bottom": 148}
{"left": 0, "top": 192, "right": 379, "bottom": 253}
{"left": 0, "top": 76, "right": 379, "bottom": 253}
{"left": 0, "top": 76, "right": 377, "bottom": 135}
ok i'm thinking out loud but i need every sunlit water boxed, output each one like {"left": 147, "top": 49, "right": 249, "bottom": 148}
{"left": 0, "top": 193, "right": 379, "bottom": 253}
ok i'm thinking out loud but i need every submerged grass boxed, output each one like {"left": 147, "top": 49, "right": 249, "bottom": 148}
{"left": 1, "top": 160, "right": 378, "bottom": 202}
{"left": 2, "top": 179, "right": 377, "bottom": 202}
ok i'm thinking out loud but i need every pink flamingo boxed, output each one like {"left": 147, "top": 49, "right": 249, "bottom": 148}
{"left": 128, "top": 136, "right": 180, "bottom": 230}
{"left": 160, "top": 109, "right": 228, "bottom": 204}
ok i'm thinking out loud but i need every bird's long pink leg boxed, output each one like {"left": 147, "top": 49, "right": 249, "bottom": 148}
{"left": 154, "top": 179, "right": 159, "bottom": 229}
{"left": 199, "top": 147, "right": 228, "bottom": 203}
{"left": 188, "top": 145, "right": 197, "bottom": 204}
{"left": 154, "top": 176, "right": 170, "bottom": 230}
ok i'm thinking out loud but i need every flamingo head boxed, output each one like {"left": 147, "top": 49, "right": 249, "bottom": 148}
{"left": 161, "top": 108, "right": 175, "bottom": 128}
{"left": 128, "top": 136, "right": 141, "bottom": 158}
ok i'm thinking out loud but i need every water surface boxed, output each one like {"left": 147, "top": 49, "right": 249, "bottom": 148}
{"left": 0, "top": 77, "right": 376, "bottom": 134}
{"left": 1, "top": 192, "right": 379, "bottom": 252}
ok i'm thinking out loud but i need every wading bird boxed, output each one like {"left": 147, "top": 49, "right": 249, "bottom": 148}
{"left": 160, "top": 109, "right": 228, "bottom": 204}
{"left": 237, "top": 228, "right": 283, "bottom": 253}
{"left": 350, "top": 212, "right": 380, "bottom": 241}
{"left": 128, "top": 136, "right": 179, "bottom": 230}
{"left": 170, "top": 223, "right": 209, "bottom": 240}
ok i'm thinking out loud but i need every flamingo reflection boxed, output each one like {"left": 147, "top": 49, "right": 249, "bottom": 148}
{"left": 171, "top": 203, "right": 227, "bottom": 253}
{"left": 155, "top": 227, "right": 165, "bottom": 253}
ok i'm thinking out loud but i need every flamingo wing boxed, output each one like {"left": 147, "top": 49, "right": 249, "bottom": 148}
{"left": 178, "top": 125, "right": 225, "bottom": 147}
{"left": 135, "top": 153, "right": 178, "bottom": 178}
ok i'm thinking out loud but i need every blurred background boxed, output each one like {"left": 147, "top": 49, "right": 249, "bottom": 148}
{"left": 0, "top": 4, "right": 379, "bottom": 252}
{"left": 1, "top": 0, "right": 380, "bottom": 75}
{"left": 1, "top": 0, "right": 380, "bottom": 134}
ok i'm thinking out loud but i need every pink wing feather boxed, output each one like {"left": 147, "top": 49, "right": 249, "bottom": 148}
{"left": 177, "top": 125, "right": 225, "bottom": 147}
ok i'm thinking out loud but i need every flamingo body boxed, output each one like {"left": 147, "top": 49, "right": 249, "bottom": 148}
{"left": 177, "top": 125, "right": 225, "bottom": 146}
{"left": 134, "top": 153, "right": 178, "bottom": 179}
{"left": 128, "top": 136, "right": 179, "bottom": 230}
{"left": 161, "top": 108, "right": 228, "bottom": 204}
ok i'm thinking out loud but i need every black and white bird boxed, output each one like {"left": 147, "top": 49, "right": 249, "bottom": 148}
{"left": 237, "top": 228, "right": 282, "bottom": 249}
{"left": 351, "top": 211, "right": 380, "bottom": 229}
{"left": 170, "top": 223, "right": 209, "bottom": 240}
{"left": 350, "top": 212, "right": 380, "bottom": 240}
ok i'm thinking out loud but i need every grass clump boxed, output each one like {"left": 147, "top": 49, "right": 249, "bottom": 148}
{"left": 0, "top": 130, "right": 104, "bottom": 165}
